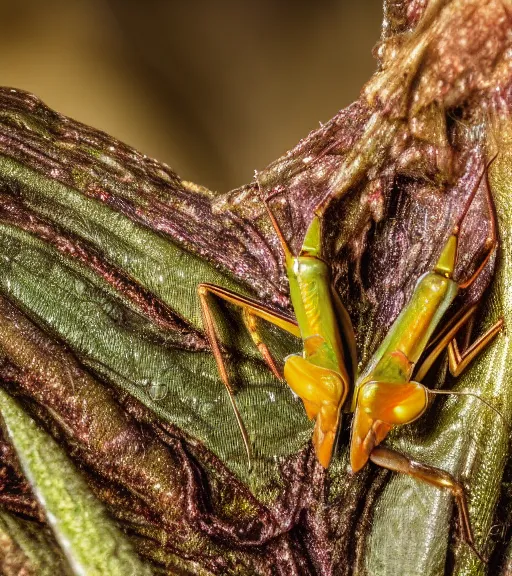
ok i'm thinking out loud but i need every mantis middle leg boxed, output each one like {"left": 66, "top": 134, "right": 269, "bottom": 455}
{"left": 369, "top": 446, "right": 484, "bottom": 562}
{"left": 414, "top": 305, "right": 503, "bottom": 381}
{"left": 197, "top": 282, "right": 300, "bottom": 465}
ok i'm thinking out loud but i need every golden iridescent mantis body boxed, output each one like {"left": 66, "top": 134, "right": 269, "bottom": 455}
{"left": 198, "top": 163, "right": 503, "bottom": 557}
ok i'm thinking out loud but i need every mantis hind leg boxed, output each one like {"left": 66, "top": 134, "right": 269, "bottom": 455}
{"left": 197, "top": 283, "right": 300, "bottom": 467}
{"left": 369, "top": 446, "right": 485, "bottom": 562}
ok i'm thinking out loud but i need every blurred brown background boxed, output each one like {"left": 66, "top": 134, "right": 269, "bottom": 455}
{"left": 1, "top": 1, "right": 381, "bottom": 192}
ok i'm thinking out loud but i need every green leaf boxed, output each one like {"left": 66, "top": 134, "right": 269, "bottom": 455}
{"left": 0, "top": 511, "right": 67, "bottom": 575}
{"left": 0, "top": 387, "right": 153, "bottom": 576}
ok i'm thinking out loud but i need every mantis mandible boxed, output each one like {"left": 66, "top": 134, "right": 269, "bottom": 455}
{"left": 198, "top": 159, "right": 503, "bottom": 558}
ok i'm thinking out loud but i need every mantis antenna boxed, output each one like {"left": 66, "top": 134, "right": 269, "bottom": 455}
{"left": 427, "top": 388, "right": 509, "bottom": 431}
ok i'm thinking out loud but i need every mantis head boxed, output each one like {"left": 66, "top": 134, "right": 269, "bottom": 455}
{"left": 350, "top": 380, "right": 428, "bottom": 472}
{"left": 283, "top": 352, "right": 345, "bottom": 468}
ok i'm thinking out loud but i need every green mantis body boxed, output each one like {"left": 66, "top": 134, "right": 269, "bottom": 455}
{"left": 198, "top": 167, "right": 502, "bottom": 556}
{"left": 349, "top": 210, "right": 502, "bottom": 555}
{"left": 272, "top": 214, "right": 357, "bottom": 467}
{"left": 198, "top": 212, "right": 356, "bottom": 468}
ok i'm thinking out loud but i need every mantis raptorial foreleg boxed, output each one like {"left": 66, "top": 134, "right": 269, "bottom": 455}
{"left": 197, "top": 282, "right": 300, "bottom": 465}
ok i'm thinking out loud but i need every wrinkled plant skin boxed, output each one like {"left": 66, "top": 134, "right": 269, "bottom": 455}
{"left": 0, "top": 0, "right": 511, "bottom": 575}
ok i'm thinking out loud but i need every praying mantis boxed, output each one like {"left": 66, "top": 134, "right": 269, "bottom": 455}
{"left": 197, "top": 158, "right": 503, "bottom": 559}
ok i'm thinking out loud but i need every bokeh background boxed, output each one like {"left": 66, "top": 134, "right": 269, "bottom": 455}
{"left": 1, "top": 1, "right": 381, "bottom": 192}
